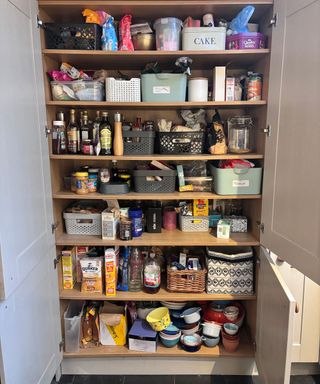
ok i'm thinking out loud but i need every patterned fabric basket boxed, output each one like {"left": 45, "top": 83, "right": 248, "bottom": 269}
{"left": 206, "top": 246, "right": 254, "bottom": 295}
{"left": 179, "top": 214, "right": 209, "bottom": 232}
{"left": 105, "top": 77, "right": 141, "bottom": 102}
{"left": 167, "top": 259, "right": 206, "bottom": 293}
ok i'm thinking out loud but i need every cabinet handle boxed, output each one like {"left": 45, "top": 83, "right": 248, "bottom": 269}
{"left": 295, "top": 303, "right": 300, "bottom": 314}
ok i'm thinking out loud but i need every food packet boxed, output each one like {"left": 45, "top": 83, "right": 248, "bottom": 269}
{"left": 119, "top": 15, "right": 134, "bottom": 51}
{"left": 48, "top": 70, "right": 73, "bottom": 81}
{"left": 219, "top": 159, "right": 255, "bottom": 169}
{"left": 102, "top": 15, "right": 118, "bottom": 51}
{"left": 117, "top": 247, "right": 129, "bottom": 291}
{"left": 80, "top": 257, "right": 103, "bottom": 293}
{"left": 208, "top": 110, "right": 227, "bottom": 155}
{"left": 82, "top": 9, "right": 108, "bottom": 26}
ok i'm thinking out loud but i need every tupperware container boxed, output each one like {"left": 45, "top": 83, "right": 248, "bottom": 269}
{"left": 154, "top": 18, "right": 183, "bottom": 50}
{"left": 51, "top": 80, "right": 104, "bottom": 101}
{"left": 141, "top": 73, "right": 187, "bottom": 102}
{"left": 64, "top": 301, "right": 84, "bottom": 352}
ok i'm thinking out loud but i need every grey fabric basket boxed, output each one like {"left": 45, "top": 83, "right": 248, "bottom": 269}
{"left": 123, "top": 131, "right": 155, "bottom": 155}
{"left": 133, "top": 169, "right": 176, "bottom": 193}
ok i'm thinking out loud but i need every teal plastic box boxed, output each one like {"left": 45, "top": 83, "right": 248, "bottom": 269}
{"left": 141, "top": 73, "right": 187, "bottom": 102}
{"left": 209, "top": 164, "right": 262, "bottom": 195}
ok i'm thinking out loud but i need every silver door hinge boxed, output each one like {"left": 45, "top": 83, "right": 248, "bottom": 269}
{"left": 257, "top": 221, "right": 265, "bottom": 233}
{"left": 51, "top": 222, "right": 59, "bottom": 233}
{"left": 54, "top": 254, "right": 61, "bottom": 269}
{"left": 59, "top": 340, "right": 64, "bottom": 352}
{"left": 269, "top": 14, "right": 277, "bottom": 27}
{"left": 264, "top": 125, "right": 271, "bottom": 137}
{"left": 45, "top": 125, "right": 51, "bottom": 137}
{"left": 37, "top": 15, "right": 43, "bottom": 28}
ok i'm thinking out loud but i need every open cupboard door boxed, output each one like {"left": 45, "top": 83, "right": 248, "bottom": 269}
{"left": 0, "top": 0, "right": 62, "bottom": 383}
{"left": 261, "top": 0, "right": 320, "bottom": 284}
{"left": 256, "top": 248, "right": 295, "bottom": 384}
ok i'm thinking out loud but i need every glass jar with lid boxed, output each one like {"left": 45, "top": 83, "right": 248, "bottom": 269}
{"left": 227, "top": 116, "right": 254, "bottom": 154}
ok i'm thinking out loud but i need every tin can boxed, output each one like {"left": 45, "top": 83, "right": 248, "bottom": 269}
{"left": 246, "top": 73, "right": 262, "bottom": 101}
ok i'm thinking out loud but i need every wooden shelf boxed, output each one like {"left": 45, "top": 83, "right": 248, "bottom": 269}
{"left": 43, "top": 49, "right": 270, "bottom": 69}
{"left": 50, "top": 153, "right": 264, "bottom": 161}
{"left": 60, "top": 283, "right": 256, "bottom": 301}
{"left": 53, "top": 190, "right": 261, "bottom": 200}
{"left": 46, "top": 100, "right": 267, "bottom": 109}
{"left": 56, "top": 230, "right": 259, "bottom": 246}
{"left": 63, "top": 329, "right": 253, "bottom": 358}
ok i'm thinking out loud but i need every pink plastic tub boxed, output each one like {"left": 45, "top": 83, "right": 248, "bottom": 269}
{"left": 226, "top": 32, "right": 265, "bottom": 50}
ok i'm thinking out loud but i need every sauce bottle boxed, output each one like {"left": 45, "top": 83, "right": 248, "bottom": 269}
{"left": 128, "top": 247, "right": 143, "bottom": 292}
{"left": 67, "top": 109, "right": 79, "bottom": 154}
{"left": 143, "top": 252, "right": 161, "bottom": 294}
{"left": 52, "top": 120, "right": 67, "bottom": 154}
{"left": 99, "top": 111, "right": 112, "bottom": 155}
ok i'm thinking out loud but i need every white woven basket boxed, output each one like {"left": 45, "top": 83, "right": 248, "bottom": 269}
{"left": 105, "top": 77, "right": 141, "bottom": 102}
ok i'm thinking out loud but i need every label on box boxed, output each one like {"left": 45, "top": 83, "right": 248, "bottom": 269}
{"left": 153, "top": 86, "right": 170, "bottom": 94}
{"left": 232, "top": 180, "right": 249, "bottom": 187}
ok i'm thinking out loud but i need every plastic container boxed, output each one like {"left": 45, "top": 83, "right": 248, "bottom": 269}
{"left": 141, "top": 73, "right": 187, "bottom": 102}
{"left": 133, "top": 169, "right": 176, "bottom": 193}
{"left": 157, "top": 131, "right": 205, "bottom": 154}
{"left": 154, "top": 18, "right": 183, "bottom": 50}
{"left": 184, "top": 177, "right": 213, "bottom": 192}
{"left": 75, "top": 172, "right": 89, "bottom": 195}
{"left": 209, "top": 164, "right": 262, "bottom": 195}
{"left": 227, "top": 116, "right": 254, "bottom": 154}
{"left": 51, "top": 80, "right": 104, "bottom": 101}
{"left": 123, "top": 131, "right": 155, "bottom": 155}
{"left": 64, "top": 301, "right": 84, "bottom": 352}
{"left": 226, "top": 32, "right": 265, "bottom": 50}
{"left": 163, "top": 206, "right": 177, "bottom": 230}
{"left": 63, "top": 203, "right": 102, "bottom": 235}
{"left": 129, "top": 208, "right": 143, "bottom": 237}
{"left": 182, "top": 27, "right": 226, "bottom": 50}
{"left": 146, "top": 307, "right": 171, "bottom": 331}
{"left": 105, "top": 77, "right": 141, "bottom": 102}
{"left": 188, "top": 77, "right": 208, "bottom": 102}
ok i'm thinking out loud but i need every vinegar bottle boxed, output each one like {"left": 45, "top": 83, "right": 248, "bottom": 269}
{"left": 128, "top": 247, "right": 143, "bottom": 292}
{"left": 143, "top": 252, "right": 161, "bottom": 294}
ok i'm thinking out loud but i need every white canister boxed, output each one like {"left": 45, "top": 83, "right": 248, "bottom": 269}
{"left": 188, "top": 77, "right": 208, "bottom": 102}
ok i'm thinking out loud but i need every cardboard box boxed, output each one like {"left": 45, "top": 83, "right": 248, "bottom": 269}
{"left": 128, "top": 319, "right": 157, "bottom": 353}
{"left": 75, "top": 246, "right": 89, "bottom": 283}
{"left": 225, "top": 77, "right": 236, "bottom": 101}
{"left": 99, "top": 302, "right": 127, "bottom": 346}
{"left": 193, "top": 199, "right": 209, "bottom": 216}
{"left": 61, "top": 247, "right": 76, "bottom": 289}
{"left": 213, "top": 66, "right": 226, "bottom": 101}
{"left": 104, "top": 248, "right": 117, "bottom": 297}
{"left": 102, "top": 208, "right": 120, "bottom": 240}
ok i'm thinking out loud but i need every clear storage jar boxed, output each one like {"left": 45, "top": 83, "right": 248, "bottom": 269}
{"left": 227, "top": 116, "right": 254, "bottom": 154}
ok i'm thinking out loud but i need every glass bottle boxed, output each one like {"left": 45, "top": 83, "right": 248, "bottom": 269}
{"left": 128, "top": 247, "right": 143, "bottom": 292}
{"left": 67, "top": 109, "right": 79, "bottom": 154}
{"left": 93, "top": 110, "right": 101, "bottom": 151}
{"left": 52, "top": 120, "right": 67, "bottom": 154}
{"left": 111, "top": 160, "right": 118, "bottom": 181}
{"left": 99, "top": 111, "right": 112, "bottom": 155}
{"left": 143, "top": 252, "right": 161, "bottom": 294}
{"left": 227, "top": 116, "right": 254, "bottom": 154}
{"left": 81, "top": 115, "right": 90, "bottom": 154}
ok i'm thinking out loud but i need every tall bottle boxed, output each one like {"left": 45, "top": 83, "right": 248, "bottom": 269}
{"left": 67, "top": 109, "right": 79, "bottom": 154}
{"left": 52, "top": 111, "right": 67, "bottom": 154}
{"left": 143, "top": 252, "right": 161, "bottom": 294}
{"left": 128, "top": 247, "right": 143, "bottom": 292}
{"left": 113, "top": 112, "right": 123, "bottom": 156}
{"left": 111, "top": 160, "right": 119, "bottom": 181}
{"left": 93, "top": 110, "right": 101, "bottom": 155}
{"left": 99, "top": 111, "right": 113, "bottom": 155}
{"left": 80, "top": 114, "right": 90, "bottom": 154}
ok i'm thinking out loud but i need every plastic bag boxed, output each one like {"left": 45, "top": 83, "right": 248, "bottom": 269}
{"left": 181, "top": 109, "right": 206, "bottom": 131}
{"left": 207, "top": 109, "right": 227, "bottom": 155}
{"left": 119, "top": 15, "right": 134, "bottom": 51}
{"left": 218, "top": 159, "right": 255, "bottom": 169}
{"left": 82, "top": 9, "right": 108, "bottom": 26}
{"left": 102, "top": 15, "right": 118, "bottom": 51}
{"left": 182, "top": 161, "right": 207, "bottom": 177}
{"left": 228, "top": 5, "right": 255, "bottom": 34}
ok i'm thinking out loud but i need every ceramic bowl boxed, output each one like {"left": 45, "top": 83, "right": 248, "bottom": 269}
{"left": 222, "top": 331, "right": 240, "bottom": 352}
{"left": 181, "top": 320, "right": 199, "bottom": 330}
{"left": 223, "top": 306, "right": 240, "bottom": 322}
{"left": 223, "top": 323, "right": 239, "bottom": 336}
{"left": 160, "top": 330, "right": 181, "bottom": 340}
{"left": 180, "top": 343, "right": 201, "bottom": 353}
{"left": 201, "top": 335, "right": 220, "bottom": 348}
{"left": 201, "top": 321, "right": 221, "bottom": 338}
{"left": 161, "top": 301, "right": 187, "bottom": 310}
{"left": 160, "top": 334, "right": 180, "bottom": 348}
{"left": 181, "top": 333, "right": 202, "bottom": 347}
{"left": 162, "top": 323, "right": 180, "bottom": 335}
{"left": 180, "top": 307, "right": 201, "bottom": 324}
{"left": 181, "top": 323, "right": 200, "bottom": 335}
{"left": 146, "top": 307, "right": 171, "bottom": 331}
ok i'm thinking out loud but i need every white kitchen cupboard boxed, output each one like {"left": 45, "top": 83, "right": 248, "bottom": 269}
{"left": 0, "top": 1, "right": 319, "bottom": 384}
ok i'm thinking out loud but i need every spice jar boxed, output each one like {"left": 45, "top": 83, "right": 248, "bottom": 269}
{"left": 99, "top": 168, "right": 110, "bottom": 183}
{"left": 87, "top": 170, "right": 98, "bottom": 193}
{"left": 120, "top": 218, "right": 132, "bottom": 241}
{"left": 82, "top": 140, "right": 94, "bottom": 155}
{"left": 75, "top": 172, "right": 88, "bottom": 194}
{"left": 227, "top": 116, "right": 254, "bottom": 154}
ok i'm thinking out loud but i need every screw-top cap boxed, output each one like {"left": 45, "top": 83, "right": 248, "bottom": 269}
{"left": 53, "top": 120, "right": 64, "bottom": 126}
{"left": 114, "top": 112, "right": 121, "bottom": 122}
{"left": 102, "top": 111, "right": 108, "bottom": 117}
{"left": 57, "top": 111, "right": 64, "bottom": 121}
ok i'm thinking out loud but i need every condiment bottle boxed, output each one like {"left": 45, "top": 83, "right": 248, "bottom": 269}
{"left": 99, "top": 111, "right": 112, "bottom": 155}
{"left": 111, "top": 160, "right": 119, "bottom": 181}
{"left": 93, "top": 110, "right": 101, "bottom": 155}
{"left": 128, "top": 247, "right": 143, "bottom": 292}
{"left": 132, "top": 117, "right": 142, "bottom": 142}
{"left": 143, "top": 252, "right": 161, "bottom": 294}
{"left": 113, "top": 112, "right": 124, "bottom": 156}
{"left": 67, "top": 109, "right": 79, "bottom": 154}
{"left": 81, "top": 114, "right": 90, "bottom": 153}
{"left": 52, "top": 120, "right": 67, "bottom": 154}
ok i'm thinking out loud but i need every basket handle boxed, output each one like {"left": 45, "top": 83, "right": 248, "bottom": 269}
{"left": 172, "top": 138, "right": 191, "bottom": 144}
{"left": 75, "top": 219, "right": 94, "bottom": 225}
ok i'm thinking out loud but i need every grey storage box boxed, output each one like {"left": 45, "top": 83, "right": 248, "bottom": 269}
{"left": 179, "top": 214, "right": 209, "bottom": 232}
{"left": 123, "top": 131, "right": 155, "bottom": 155}
{"left": 141, "top": 73, "right": 187, "bottom": 102}
{"left": 206, "top": 246, "right": 254, "bottom": 295}
{"left": 100, "top": 182, "right": 129, "bottom": 195}
{"left": 209, "top": 164, "right": 262, "bottom": 195}
{"left": 133, "top": 169, "right": 176, "bottom": 193}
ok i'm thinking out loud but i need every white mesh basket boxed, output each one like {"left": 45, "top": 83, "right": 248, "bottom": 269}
{"left": 63, "top": 212, "right": 102, "bottom": 235}
{"left": 105, "top": 77, "right": 141, "bottom": 102}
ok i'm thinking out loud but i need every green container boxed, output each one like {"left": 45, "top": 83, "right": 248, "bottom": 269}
{"left": 209, "top": 164, "right": 262, "bottom": 195}
{"left": 141, "top": 73, "right": 187, "bottom": 102}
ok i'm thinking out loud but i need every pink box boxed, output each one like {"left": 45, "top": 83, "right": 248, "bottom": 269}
{"left": 226, "top": 32, "right": 265, "bottom": 50}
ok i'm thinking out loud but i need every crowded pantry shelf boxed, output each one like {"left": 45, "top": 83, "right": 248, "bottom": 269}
{"left": 56, "top": 231, "right": 259, "bottom": 246}
{"left": 59, "top": 283, "right": 256, "bottom": 301}
{"left": 42, "top": 49, "right": 270, "bottom": 69}
{"left": 50, "top": 153, "right": 264, "bottom": 161}
{"left": 63, "top": 329, "right": 253, "bottom": 358}
{"left": 53, "top": 191, "right": 262, "bottom": 200}
{"left": 46, "top": 101, "right": 267, "bottom": 109}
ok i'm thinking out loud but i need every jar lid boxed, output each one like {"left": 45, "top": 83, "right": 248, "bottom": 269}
{"left": 75, "top": 172, "right": 88, "bottom": 177}
{"left": 83, "top": 140, "right": 91, "bottom": 144}
{"left": 88, "top": 174, "right": 97, "bottom": 179}
{"left": 89, "top": 168, "right": 99, "bottom": 173}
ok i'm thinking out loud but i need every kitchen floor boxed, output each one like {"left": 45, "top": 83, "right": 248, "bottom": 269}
{"left": 52, "top": 375, "right": 320, "bottom": 383}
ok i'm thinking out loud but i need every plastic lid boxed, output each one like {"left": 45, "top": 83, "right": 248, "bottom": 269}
{"left": 75, "top": 172, "right": 88, "bottom": 177}
{"left": 89, "top": 168, "right": 99, "bottom": 173}
{"left": 53, "top": 121, "right": 64, "bottom": 126}
{"left": 188, "top": 77, "right": 208, "bottom": 81}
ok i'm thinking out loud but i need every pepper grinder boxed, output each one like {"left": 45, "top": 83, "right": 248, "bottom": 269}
{"left": 113, "top": 112, "right": 123, "bottom": 156}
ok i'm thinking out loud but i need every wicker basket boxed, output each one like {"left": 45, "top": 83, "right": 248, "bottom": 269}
{"left": 105, "top": 77, "right": 141, "bottom": 102}
{"left": 167, "top": 261, "right": 207, "bottom": 293}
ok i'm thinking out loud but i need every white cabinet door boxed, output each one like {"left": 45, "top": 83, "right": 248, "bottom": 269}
{"left": 261, "top": 0, "right": 320, "bottom": 284}
{"left": 256, "top": 248, "right": 296, "bottom": 384}
{"left": 0, "top": 0, "right": 61, "bottom": 383}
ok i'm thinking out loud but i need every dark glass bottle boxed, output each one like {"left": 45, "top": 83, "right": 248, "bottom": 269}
{"left": 67, "top": 109, "right": 79, "bottom": 154}
{"left": 99, "top": 111, "right": 112, "bottom": 155}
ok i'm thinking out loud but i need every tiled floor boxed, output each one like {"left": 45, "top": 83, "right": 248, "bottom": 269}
{"left": 52, "top": 375, "right": 320, "bottom": 384}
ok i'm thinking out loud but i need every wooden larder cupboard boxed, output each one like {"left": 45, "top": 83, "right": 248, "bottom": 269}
{"left": 0, "top": 0, "right": 319, "bottom": 384}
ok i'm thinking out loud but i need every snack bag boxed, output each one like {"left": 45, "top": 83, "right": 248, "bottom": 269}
{"left": 102, "top": 15, "right": 118, "bottom": 51}
{"left": 82, "top": 9, "right": 108, "bottom": 26}
{"left": 119, "top": 15, "right": 134, "bottom": 51}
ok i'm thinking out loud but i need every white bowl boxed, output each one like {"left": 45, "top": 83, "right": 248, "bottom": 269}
{"left": 160, "top": 301, "right": 187, "bottom": 310}
{"left": 223, "top": 306, "right": 239, "bottom": 322}
{"left": 181, "top": 323, "right": 200, "bottom": 335}
{"left": 201, "top": 322, "right": 221, "bottom": 338}
{"left": 180, "top": 307, "right": 201, "bottom": 324}
{"left": 223, "top": 323, "right": 239, "bottom": 336}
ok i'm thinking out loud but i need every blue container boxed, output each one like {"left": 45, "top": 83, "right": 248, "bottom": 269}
{"left": 129, "top": 208, "right": 143, "bottom": 237}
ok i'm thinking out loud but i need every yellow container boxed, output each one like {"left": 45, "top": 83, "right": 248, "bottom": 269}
{"left": 146, "top": 307, "right": 171, "bottom": 331}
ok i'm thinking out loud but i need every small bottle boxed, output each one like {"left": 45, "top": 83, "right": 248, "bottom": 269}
{"left": 113, "top": 112, "right": 123, "bottom": 156}
{"left": 111, "top": 160, "right": 118, "bottom": 181}
{"left": 52, "top": 120, "right": 67, "bottom": 154}
{"left": 99, "top": 111, "right": 112, "bottom": 155}
{"left": 81, "top": 114, "right": 90, "bottom": 152}
{"left": 143, "top": 252, "right": 161, "bottom": 294}
{"left": 67, "top": 109, "right": 79, "bottom": 154}
{"left": 128, "top": 247, "right": 143, "bottom": 292}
